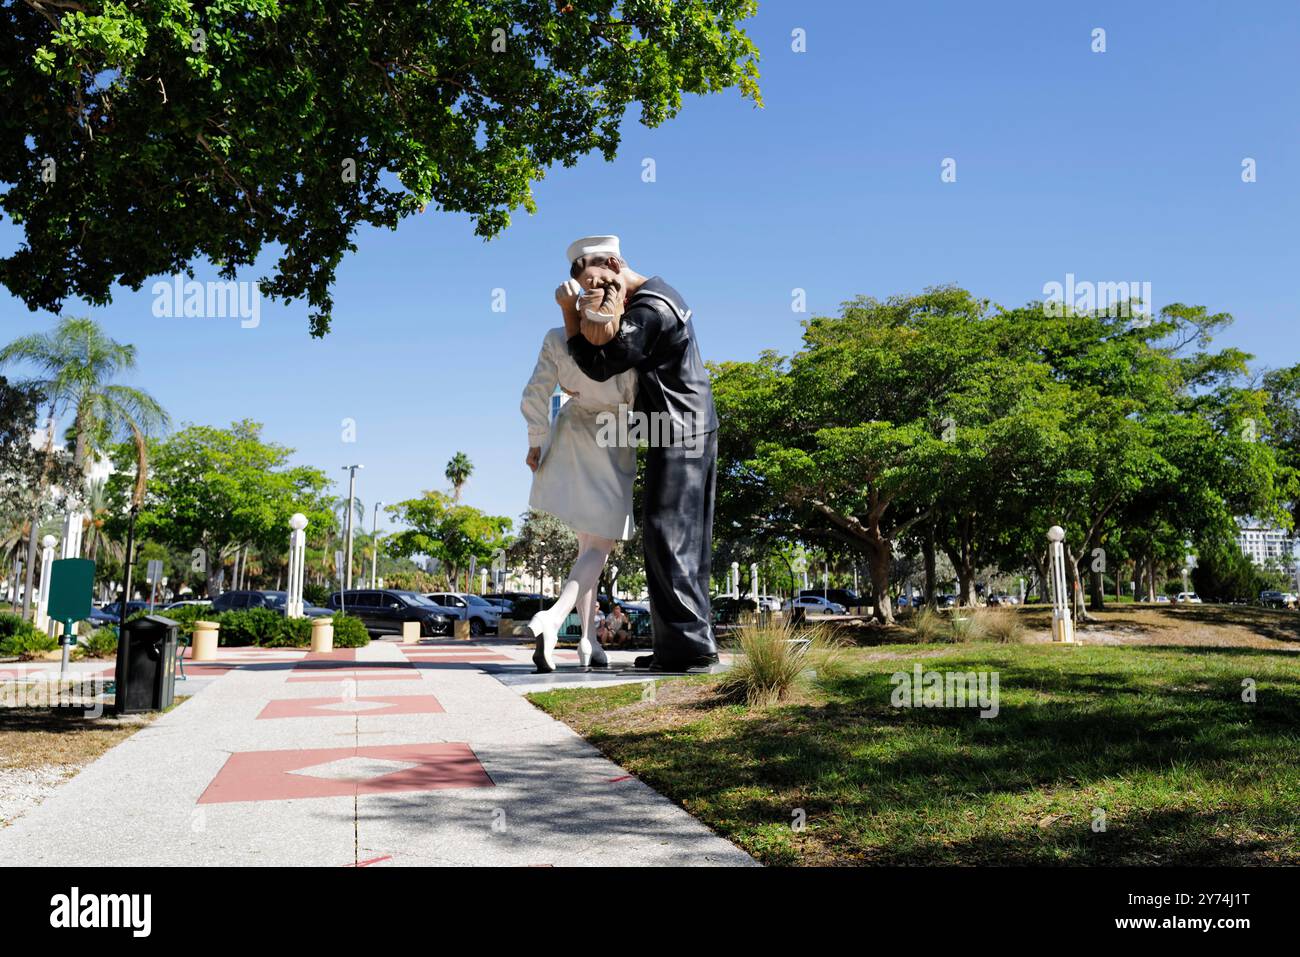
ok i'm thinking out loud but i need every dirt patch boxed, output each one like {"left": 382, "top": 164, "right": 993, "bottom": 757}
{"left": 0, "top": 707, "right": 161, "bottom": 827}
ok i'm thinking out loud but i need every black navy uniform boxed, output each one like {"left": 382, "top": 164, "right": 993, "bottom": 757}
{"left": 567, "top": 277, "right": 719, "bottom": 668}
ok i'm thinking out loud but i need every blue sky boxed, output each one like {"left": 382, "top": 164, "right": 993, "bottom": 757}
{"left": 4, "top": 1, "right": 1299, "bottom": 533}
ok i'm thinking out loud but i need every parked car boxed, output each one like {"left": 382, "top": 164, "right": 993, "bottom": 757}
{"left": 483, "top": 597, "right": 516, "bottom": 614}
{"left": 1260, "top": 590, "right": 1297, "bottom": 609}
{"left": 712, "top": 595, "right": 758, "bottom": 624}
{"left": 1155, "top": 595, "right": 1171, "bottom": 603}
{"left": 936, "top": 595, "right": 958, "bottom": 608}
{"left": 88, "top": 605, "right": 124, "bottom": 628}
{"left": 798, "top": 588, "right": 864, "bottom": 610}
{"left": 754, "top": 594, "right": 783, "bottom": 612}
{"left": 163, "top": 600, "right": 211, "bottom": 611}
{"left": 1173, "top": 592, "right": 1203, "bottom": 604}
{"left": 987, "top": 594, "right": 1020, "bottom": 606}
{"left": 783, "top": 594, "right": 846, "bottom": 615}
{"left": 485, "top": 592, "right": 548, "bottom": 618}
{"left": 210, "top": 589, "right": 331, "bottom": 618}
{"left": 424, "top": 592, "right": 501, "bottom": 635}
{"left": 329, "top": 589, "right": 453, "bottom": 637}
{"left": 97, "top": 599, "right": 149, "bottom": 619}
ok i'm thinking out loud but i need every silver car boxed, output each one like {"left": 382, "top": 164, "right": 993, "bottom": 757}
{"left": 425, "top": 593, "right": 502, "bottom": 636}
{"left": 783, "top": 595, "right": 846, "bottom": 616}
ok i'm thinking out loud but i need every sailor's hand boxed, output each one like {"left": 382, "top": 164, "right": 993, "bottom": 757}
{"left": 554, "top": 279, "right": 583, "bottom": 311}
{"left": 580, "top": 316, "right": 619, "bottom": 345}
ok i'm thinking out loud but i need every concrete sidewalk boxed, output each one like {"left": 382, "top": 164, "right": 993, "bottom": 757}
{"left": 0, "top": 639, "right": 753, "bottom": 867}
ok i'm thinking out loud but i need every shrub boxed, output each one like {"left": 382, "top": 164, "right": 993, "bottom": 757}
{"left": 973, "top": 606, "right": 1026, "bottom": 643}
{"left": 302, "top": 583, "right": 331, "bottom": 607}
{"left": 0, "top": 611, "right": 35, "bottom": 640}
{"left": 716, "top": 623, "right": 846, "bottom": 707}
{"left": 214, "top": 607, "right": 284, "bottom": 646}
{"left": 75, "top": 627, "right": 119, "bottom": 659}
{"left": 0, "top": 620, "right": 58, "bottom": 659}
{"left": 330, "top": 614, "right": 370, "bottom": 648}
{"left": 948, "top": 612, "right": 990, "bottom": 643}
{"left": 125, "top": 602, "right": 213, "bottom": 638}
{"left": 260, "top": 616, "right": 313, "bottom": 647}
{"left": 909, "top": 607, "right": 952, "bottom": 643}
{"left": 192, "top": 610, "right": 371, "bottom": 649}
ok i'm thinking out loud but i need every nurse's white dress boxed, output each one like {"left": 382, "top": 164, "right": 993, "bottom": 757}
{"left": 521, "top": 327, "right": 638, "bottom": 540}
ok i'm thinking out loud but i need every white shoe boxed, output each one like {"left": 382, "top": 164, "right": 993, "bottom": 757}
{"left": 527, "top": 613, "right": 558, "bottom": 673}
{"left": 578, "top": 635, "right": 610, "bottom": 668}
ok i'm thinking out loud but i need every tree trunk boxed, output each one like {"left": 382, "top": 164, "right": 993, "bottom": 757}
{"left": 1031, "top": 551, "right": 1049, "bottom": 605}
{"left": 21, "top": 510, "right": 38, "bottom": 619}
{"left": 205, "top": 550, "right": 225, "bottom": 598}
{"left": 942, "top": 545, "right": 978, "bottom": 607}
{"left": 1088, "top": 566, "right": 1105, "bottom": 612}
{"left": 1064, "top": 547, "right": 1096, "bottom": 621}
{"left": 867, "top": 543, "right": 894, "bottom": 624}
{"left": 921, "top": 529, "right": 937, "bottom": 609}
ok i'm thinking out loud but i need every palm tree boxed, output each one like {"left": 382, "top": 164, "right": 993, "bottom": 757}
{"left": 445, "top": 452, "right": 473, "bottom": 501}
{"left": 81, "top": 479, "right": 126, "bottom": 565}
{"left": 0, "top": 317, "right": 169, "bottom": 616}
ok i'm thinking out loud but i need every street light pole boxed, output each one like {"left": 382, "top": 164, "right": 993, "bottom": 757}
{"left": 370, "top": 500, "right": 383, "bottom": 588}
{"left": 341, "top": 464, "right": 363, "bottom": 591}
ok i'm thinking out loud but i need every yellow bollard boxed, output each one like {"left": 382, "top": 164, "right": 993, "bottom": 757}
{"left": 453, "top": 618, "right": 471, "bottom": 640}
{"left": 401, "top": 621, "right": 420, "bottom": 644}
{"left": 311, "top": 617, "right": 334, "bottom": 654}
{"left": 192, "top": 620, "right": 220, "bottom": 661}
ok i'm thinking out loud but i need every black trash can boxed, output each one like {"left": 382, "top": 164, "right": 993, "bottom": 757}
{"left": 114, "top": 614, "right": 178, "bottom": 715}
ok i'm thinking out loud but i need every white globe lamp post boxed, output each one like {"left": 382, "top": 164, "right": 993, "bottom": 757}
{"left": 1047, "top": 525, "right": 1074, "bottom": 644}
{"left": 287, "top": 513, "right": 309, "bottom": 618}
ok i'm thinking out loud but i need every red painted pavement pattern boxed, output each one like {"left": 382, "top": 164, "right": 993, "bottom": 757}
{"left": 287, "top": 670, "right": 421, "bottom": 683}
{"left": 257, "top": 695, "right": 445, "bottom": 719}
{"left": 292, "top": 660, "right": 415, "bottom": 671}
{"left": 197, "top": 742, "right": 494, "bottom": 803}
{"left": 300, "top": 648, "right": 357, "bottom": 662}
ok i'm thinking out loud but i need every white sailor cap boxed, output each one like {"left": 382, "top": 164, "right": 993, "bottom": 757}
{"left": 566, "top": 235, "right": 621, "bottom": 265}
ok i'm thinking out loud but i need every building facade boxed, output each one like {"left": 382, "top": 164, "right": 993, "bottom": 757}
{"left": 1235, "top": 518, "right": 1299, "bottom": 567}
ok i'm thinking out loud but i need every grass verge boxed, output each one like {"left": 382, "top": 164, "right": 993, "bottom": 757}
{"left": 529, "top": 642, "right": 1300, "bottom": 865}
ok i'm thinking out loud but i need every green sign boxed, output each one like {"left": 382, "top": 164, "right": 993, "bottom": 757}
{"left": 47, "top": 558, "right": 95, "bottom": 628}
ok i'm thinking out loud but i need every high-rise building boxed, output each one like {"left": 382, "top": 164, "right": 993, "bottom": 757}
{"left": 1235, "top": 518, "right": 1299, "bottom": 567}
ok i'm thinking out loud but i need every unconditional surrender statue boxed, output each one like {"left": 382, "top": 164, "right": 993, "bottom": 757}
{"left": 528, "top": 234, "right": 719, "bottom": 673}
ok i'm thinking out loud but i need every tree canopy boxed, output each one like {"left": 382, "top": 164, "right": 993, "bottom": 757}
{"left": 712, "top": 287, "right": 1293, "bottom": 622}
{"left": 386, "top": 490, "right": 511, "bottom": 590}
{"left": 115, "top": 419, "right": 334, "bottom": 594}
{"left": 1, "top": 0, "right": 761, "bottom": 335}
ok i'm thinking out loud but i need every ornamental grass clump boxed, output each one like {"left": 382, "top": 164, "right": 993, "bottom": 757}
{"left": 716, "top": 623, "right": 847, "bottom": 707}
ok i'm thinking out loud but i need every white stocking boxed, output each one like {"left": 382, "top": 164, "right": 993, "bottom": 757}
{"left": 577, "top": 582, "right": 597, "bottom": 645}
{"left": 542, "top": 532, "right": 614, "bottom": 632}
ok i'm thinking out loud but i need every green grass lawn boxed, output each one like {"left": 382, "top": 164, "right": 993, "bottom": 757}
{"left": 530, "top": 643, "right": 1300, "bottom": 865}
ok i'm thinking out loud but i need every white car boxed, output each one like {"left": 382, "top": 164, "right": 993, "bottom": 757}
{"left": 754, "top": 595, "right": 783, "bottom": 612}
{"left": 783, "top": 595, "right": 846, "bottom": 615}
{"left": 1173, "top": 592, "right": 1203, "bottom": 604}
{"left": 425, "top": 592, "right": 502, "bottom": 635}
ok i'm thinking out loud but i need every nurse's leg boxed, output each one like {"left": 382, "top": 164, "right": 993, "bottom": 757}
{"left": 574, "top": 533, "right": 615, "bottom": 666}
{"left": 529, "top": 530, "right": 614, "bottom": 671}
